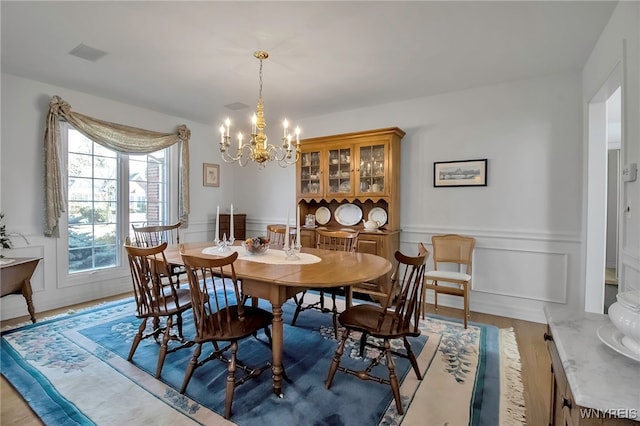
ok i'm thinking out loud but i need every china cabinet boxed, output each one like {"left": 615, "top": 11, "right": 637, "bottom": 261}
{"left": 296, "top": 127, "right": 405, "bottom": 298}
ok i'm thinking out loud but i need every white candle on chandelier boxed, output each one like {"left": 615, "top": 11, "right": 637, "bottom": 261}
{"left": 225, "top": 117, "right": 231, "bottom": 137}
{"left": 237, "top": 132, "right": 243, "bottom": 150}
{"left": 283, "top": 119, "right": 289, "bottom": 138}
{"left": 295, "top": 126, "right": 300, "bottom": 145}
{"left": 287, "top": 135, "right": 292, "bottom": 150}
{"left": 251, "top": 113, "right": 257, "bottom": 134}
{"left": 219, "top": 126, "right": 225, "bottom": 143}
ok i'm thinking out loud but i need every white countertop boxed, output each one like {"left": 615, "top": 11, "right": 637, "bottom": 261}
{"left": 544, "top": 305, "right": 640, "bottom": 419}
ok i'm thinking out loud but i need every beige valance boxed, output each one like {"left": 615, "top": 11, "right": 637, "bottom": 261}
{"left": 44, "top": 95, "right": 190, "bottom": 237}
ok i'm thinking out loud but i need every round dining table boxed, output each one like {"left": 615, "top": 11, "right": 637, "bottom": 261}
{"left": 163, "top": 241, "right": 392, "bottom": 397}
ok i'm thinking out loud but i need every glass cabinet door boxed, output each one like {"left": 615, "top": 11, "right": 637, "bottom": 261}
{"left": 327, "top": 147, "right": 352, "bottom": 195}
{"left": 299, "top": 150, "right": 322, "bottom": 196}
{"left": 358, "top": 144, "right": 386, "bottom": 194}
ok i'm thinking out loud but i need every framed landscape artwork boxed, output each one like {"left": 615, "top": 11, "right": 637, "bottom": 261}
{"left": 434, "top": 159, "right": 487, "bottom": 187}
{"left": 203, "top": 163, "right": 220, "bottom": 187}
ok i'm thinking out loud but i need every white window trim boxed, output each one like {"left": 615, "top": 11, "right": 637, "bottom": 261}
{"left": 56, "top": 123, "right": 176, "bottom": 289}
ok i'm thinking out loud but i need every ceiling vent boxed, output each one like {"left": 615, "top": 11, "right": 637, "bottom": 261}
{"left": 69, "top": 43, "right": 108, "bottom": 62}
{"left": 224, "top": 102, "right": 249, "bottom": 111}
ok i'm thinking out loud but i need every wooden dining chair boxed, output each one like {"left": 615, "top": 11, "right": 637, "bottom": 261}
{"left": 124, "top": 242, "right": 193, "bottom": 378}
{"left": 132, "top": 222, "right": 185, "bottom": 283}
{"left": 356, "top": 242, "right": 429, "bottom": 357}
{"left": 422, "top": 234, "right": 475, "bottom": 328}
{"left": 325, "top": 247, "right": 428, "bottom": 415}
{"left": 290, "top": 229, "right": 359, "bottom": 339}
{"left": 180, "top": 251, "right": 273, "bottom": 420}
{"left": 265, "top": 224, "right": 295, "bottom": 249}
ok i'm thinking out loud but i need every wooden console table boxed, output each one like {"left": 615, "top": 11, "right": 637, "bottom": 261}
{"left": 544, "top": 305, "right": 639, "bottom": 425}
{"left": 1, "top": 257, "right": 41, "bottom": 323}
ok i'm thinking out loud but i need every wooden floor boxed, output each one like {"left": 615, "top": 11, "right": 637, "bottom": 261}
{"left": 1, "top": 297, "right": 550, "bottom": 426}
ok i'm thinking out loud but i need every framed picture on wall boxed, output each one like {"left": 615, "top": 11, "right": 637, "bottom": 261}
{"left": 203, "top": 163, "right": 220, "bottom": 187}
{"left": 434, "top": 159, "right": 487, "bottom": 187}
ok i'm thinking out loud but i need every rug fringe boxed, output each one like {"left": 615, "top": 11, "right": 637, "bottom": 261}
{"left": 499, "top": 327, "right": 527, "bottom": 425}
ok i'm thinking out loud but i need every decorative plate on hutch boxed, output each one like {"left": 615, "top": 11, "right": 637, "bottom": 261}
{"left": 315, "top": 207, "right": 331, "bottom": 225}
{"left": 368, "top": 207, "right": 388, "bottom": 226}
{"left": 334, "top": 204, "right": 363, "bottom": 226}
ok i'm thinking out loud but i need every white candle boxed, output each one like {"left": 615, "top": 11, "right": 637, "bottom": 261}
{"left": 238, "top": 132, "right": 243, "bottom": 150}
{"left": 230, "top": 204, "right": 234, "bottom": 241}
{"left": 283, "top": 119, "right": 288, "bottom": 137}
{"left": 225, "top": 117, "right": 230, "bottom": 137}
{"left": 284, "top": 209, "right": 290, "bottom": 250}
{"left": 295, "top": 126, "right": 300, "bottom": 145}
{"left": 219, "top": 125, "right": 225, "bottom": 143}
{"left": 296, "top": 205, "right": 301, "bottom": 247}
{"left": 215, "top": 205, "right": 220, "bottom": 241}
{"left": 251, "top": 113, "right": 257, "bottom": 134}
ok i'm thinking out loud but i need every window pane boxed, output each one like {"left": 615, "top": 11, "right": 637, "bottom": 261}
{"left": 66, "top": 126, "right": 169, "bottom": 274}
{"left": 94, "top": 156, "right": 118, "bottom": 179}
{"left": 68, "top": 153, "right": 93, "bottom": 178}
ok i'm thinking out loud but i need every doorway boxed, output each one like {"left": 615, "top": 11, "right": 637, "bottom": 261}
{"left": 585, "top": 64, "right": 622, "bottom": 314}
{"left": 604, "top": 87, "right": 621, "bottom": 313}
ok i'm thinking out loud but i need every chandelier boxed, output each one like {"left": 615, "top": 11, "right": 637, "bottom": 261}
{"left": 219, "top": 51, "right": 300, "bottom": 167}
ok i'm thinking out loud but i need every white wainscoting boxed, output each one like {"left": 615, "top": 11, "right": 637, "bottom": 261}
{"left": 401, "top": 226, "right": 582, "bottom": 323}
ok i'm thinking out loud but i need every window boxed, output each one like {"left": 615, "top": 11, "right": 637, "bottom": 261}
{"left": 66, "top": 126, "right": 169, "bottom": 274}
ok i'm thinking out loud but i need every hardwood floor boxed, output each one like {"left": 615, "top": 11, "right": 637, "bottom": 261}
{"left": 1, "top": 298, "right": 550, "bottom": 425}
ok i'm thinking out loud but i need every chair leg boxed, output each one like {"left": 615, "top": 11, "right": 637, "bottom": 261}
{"left": 128, "top": 318, "right": 147, "bottom": 361}
{"left": 403, "top": 337, "right": 422, "bottom": 380}
{"left": 291, "top": 291, "right": 306, "bottom": 326}
{"left": 180, "top": 343, "right": 202, "bottom": 394}
{"left": 433, "top": 282, "right": 439, "bottom": 312}
{"left": 224, "top": 341, "right": 238, "bottom": 419}
{"left": 358, "top": 332, "right": 368, "bottom": 358}
{"left": 463, "top": 286, "right": 469, "bottom": 329}
{"left": 156, "top": 316, "right": 172, "bottom": 378}
{"left": 176, "top": 312, "right": 184, "bottom": 340}
{"left": 384, "top": 339, "right": 403, "bottom": 415}
{"left": 326, "top": 328, "right": 350, "bottom": 389}
{"left": 331, "top": 291, "right": 339, "bottom": 339}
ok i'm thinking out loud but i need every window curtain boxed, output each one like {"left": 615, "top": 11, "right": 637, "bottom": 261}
{"left": 44, "top": 95, "right": 190, "bottom": 237}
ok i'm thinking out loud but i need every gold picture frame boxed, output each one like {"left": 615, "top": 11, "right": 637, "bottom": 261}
{"left": 203, "top": 163, "right": 220, "bottom": 187}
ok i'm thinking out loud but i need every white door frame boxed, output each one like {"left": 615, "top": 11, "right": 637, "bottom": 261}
{"left": 585, "top": 63, "right": 622, "bottom": 313}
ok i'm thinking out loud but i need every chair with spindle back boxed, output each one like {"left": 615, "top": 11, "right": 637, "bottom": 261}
{"left": 132, "top": 222, "right": 185, "bottom": 283}
{"left": 124, "top": 242, "right": 193, "bottom": 378}
{"left": 290, "top": 229, "right": 359, "bottom": 339}
{"left": 179, "top": 251, "right": 273, "bottom": 419}
{"left": 325, "top": 246, "right": 429, "bottom": 415}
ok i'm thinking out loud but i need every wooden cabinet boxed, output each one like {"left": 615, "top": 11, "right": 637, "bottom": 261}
{"left": 296, "top": 127, "right": 405, "bottom": 299}
{"left": 218, "top": 214, "right": 246, "bottom": 241}
{"left": 546, "top": 325, "right": 637, "bottom": 426}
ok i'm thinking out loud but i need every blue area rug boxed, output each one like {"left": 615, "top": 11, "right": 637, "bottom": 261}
{"left": 1, "top": 292, "right": 525, "bottom": 425}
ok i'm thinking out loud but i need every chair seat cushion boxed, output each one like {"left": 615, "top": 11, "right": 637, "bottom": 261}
{"left": 424, "top": 270, "right": 471, "bottom": 282}
{"left": 338, "top": 304, "right": 419, "bottom": 339}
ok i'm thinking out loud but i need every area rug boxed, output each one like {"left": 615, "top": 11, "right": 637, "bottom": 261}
{"left": 1, "top": 293, "right": 525, "bottom": 425}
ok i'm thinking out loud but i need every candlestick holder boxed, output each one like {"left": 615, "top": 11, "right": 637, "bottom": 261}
{"left": 214, "top": 233, "right": 234, "bottom": 253}
{"left": 284, "top": 241, "right": 302, "bottom": 260}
